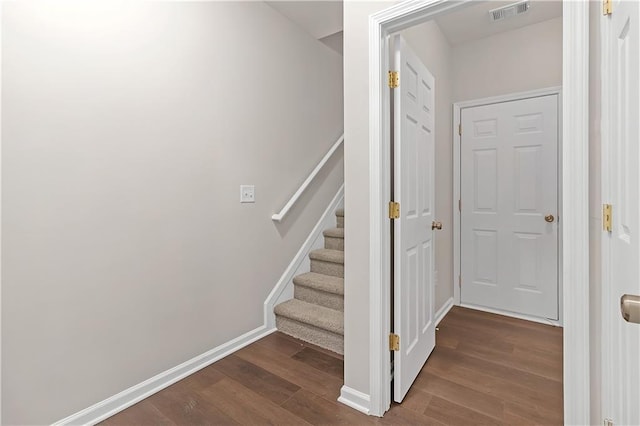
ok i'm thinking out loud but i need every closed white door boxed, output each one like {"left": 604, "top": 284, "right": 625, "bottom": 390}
{"left": 602, "top": 1, "right": 640, "bottom": 424}
{"left": 392, "top": 35, "right": 436, "bottom": 403}
{"left": 460, "top": 95, "right": 559, "bottom": 320}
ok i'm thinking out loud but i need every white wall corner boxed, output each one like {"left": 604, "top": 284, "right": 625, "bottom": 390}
{"left": 263, "top": 184, "right": 344, "bottom": 328}
{"left": 52, "top": 326, "right": 275, "bottom": 426}
{"left": 338, "top": 385, "right": 371, "bottom": 415}
{"left": 435, "top": 297, "right": 454, "bottom": 326}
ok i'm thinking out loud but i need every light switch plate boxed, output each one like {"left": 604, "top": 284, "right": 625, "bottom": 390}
{"left": 240, "top": 185, "right": 255, "bottom": 203}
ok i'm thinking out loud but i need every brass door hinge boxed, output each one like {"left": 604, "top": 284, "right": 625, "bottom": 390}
{"left": 389, "top": 201, "right": 400, "bottom": 219}
{"left": 603, "top": 0, "right": 612, "bottom": 15}
{"left": 603, "top": 204, "right": 612, "bottom": 232}
{"left": 389, "top": 333, "right": 400, "bottom": 351}
{"left": 388, "top": 71, "right": 399, "bottom": 88}
{"left": 458, "top": 123, "right": 462, "bottom": 136}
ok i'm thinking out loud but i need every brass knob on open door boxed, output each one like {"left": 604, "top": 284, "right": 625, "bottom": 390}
{"left": 545, "top": 214, "right": 555, "bottom": 223}
{"left": 432, "top": 221, "right": 443, "bottom": 230}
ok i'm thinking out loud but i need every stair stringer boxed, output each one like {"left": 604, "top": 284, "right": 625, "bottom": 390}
{"left": 264, "top": 184, "right": 344, "bottom": 329}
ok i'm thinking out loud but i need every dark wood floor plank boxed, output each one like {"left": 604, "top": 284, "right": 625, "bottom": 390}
{"left": 212, "top": 354, "right": 300, "bottom": 405}
{"left": 254, "top": 331, "right": 306, "bottom": 357}
{"left": 377, "top": 404, "right": 446, "bottom": 426}
{"left": 174, "top": 364, "right": 227, "bottom": 393}
{"left": 281, "top": 388, "right": 371, "bottom": 425}
{"left": 145, "top": 381, "right": 239, "bottom": 425}
{"left": 235, "top": 343, "right": 343, "bottom": 399}
{"left": 291, "top": 347, "right": 343, "bottom": 379}
{"left": 429, "top": 345, "right": 563, "bottom": 398}
{"left": 412, "top": 372, "right": 505, "bottom": 420}
{"left": 394, "top": 386, "right": 433, "bottom": 414}
{"left": 100, "top": 399, "right": 175, "bottom": 426}
{"left": 426, "top": 361, "right": 563, "bottom": 416}
{"left": 504, "top": 400, "right": 564, "bottom": 425}
{"left": 200, "top": 377, "right": 312, "bottom": 425}
{"left": 423, "top": 395, "right": 502, "bottom": 426}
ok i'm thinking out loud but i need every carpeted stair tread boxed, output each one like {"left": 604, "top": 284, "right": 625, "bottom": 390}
{"left": 335, "top": 208, "right": 344, "bottom": 217}
{"left": 274, "top": 299, "right": 343, "bottom": 335}
{"left": 309, "top": 248, "right": 344, "bottom": 264}
{"left": 293, "top": 272, "right": 344, "bottom": 296}
{"left": 323, "top": 227, "right": 344, "bottom": 239}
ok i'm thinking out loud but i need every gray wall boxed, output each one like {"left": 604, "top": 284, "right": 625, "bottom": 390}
{"left": 1, "top": 2, "right": 343, "bottom": 424}
{"left": 452, "top": 17, "right": 563, "bottom": 102}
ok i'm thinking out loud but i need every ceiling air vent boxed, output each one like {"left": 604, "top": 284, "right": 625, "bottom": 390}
{"left": 489, "top": 0, "right": 530, "bottom": 22}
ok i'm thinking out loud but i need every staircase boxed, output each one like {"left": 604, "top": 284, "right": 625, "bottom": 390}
{"left": 274, "top": 208, "right": 344, "bottom": 354}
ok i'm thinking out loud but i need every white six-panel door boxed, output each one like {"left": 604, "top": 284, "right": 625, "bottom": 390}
{"left": 602, "top": 1, "right": 640, "bottom": 424}
{"left": 392, "top": 35, "right": 436, "bottom": 403}
{"left": 460, "top": 95, "right": 559, "bottom": 320}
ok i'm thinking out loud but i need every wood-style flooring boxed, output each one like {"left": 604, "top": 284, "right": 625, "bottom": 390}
{"left": 101, "top": 306, "right": 563, "bottom": 425}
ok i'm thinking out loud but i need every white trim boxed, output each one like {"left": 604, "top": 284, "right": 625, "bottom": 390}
{"left": 338, "top": 386, "right": 371, "bottom": 415}
{"left": 452, "top": 87, "right": 563, "bottom": 323}
{"left": 460, "top": 303, "right": 561, "bottom": 328}
{"left": 367, "top": 0, "right": 589, "bottom": 421}
{"left": 561, "top": 2, "right": 590, "bottom": 425}
{"left": 600, "top": 4, "right": 612, "bottom": 423}
{"left": 272, "top": 134, "right": 343, "bottom": 222}
{"left": 0, "top": 2, "right": 3, "bottom": 422}
{"left": 0, "top": 1, "right": 4, "bottom": 424}
{"left": 434, "top": 297, "right": 454, "bottom": 326}
{"left": 53, "top": 326, "right": 275, "bottom": 426}
{"left": 264, "top": 184, "right": 344, "bottom": 328}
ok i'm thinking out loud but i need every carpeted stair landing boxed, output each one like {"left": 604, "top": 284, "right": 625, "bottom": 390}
{"left": 274, "top": 208, "right": 344, "bottom": 354}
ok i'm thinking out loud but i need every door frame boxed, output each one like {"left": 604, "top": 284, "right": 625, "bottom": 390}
{"left": 367, "top": 1, "right": 590, "bottom": 422}
{"left": 452, "top": 87, "right": 563, "bottom": 326}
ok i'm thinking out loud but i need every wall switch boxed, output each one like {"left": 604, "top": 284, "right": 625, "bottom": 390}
{"left": 240, "top": 185, "right": 255, "bottom": 203}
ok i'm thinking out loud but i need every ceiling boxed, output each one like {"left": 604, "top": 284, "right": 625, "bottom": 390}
{"left": 264, "top": 1, "right": 561, "bottom": 53}
{"left": 434, "top": 1, "right": 562, "bottom": 46}
{"left": 265, "top": 1, "right": 343, "bottom": 40}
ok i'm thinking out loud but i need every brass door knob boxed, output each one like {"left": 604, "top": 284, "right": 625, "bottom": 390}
{"left": 432, "top": 221, "right": 443, "bottom": 230}
{"left": 545, "top": 214, "right": 555, "bottom": 223}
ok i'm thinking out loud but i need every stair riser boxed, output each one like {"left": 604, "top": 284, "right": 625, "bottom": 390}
{"left": 336, "top": 216, "right": 344, "bottom": 228}
{"left": 276, "top": 316, "right": 344, "bottom": 355}
{"left": 295, "top": 285, "right": 343, "bottom": 312}
{"left": 324, "top": 236, "right": 344, "bottom": 251}
{"left": 311, "top": 259, "right": 344, "bottom": 278}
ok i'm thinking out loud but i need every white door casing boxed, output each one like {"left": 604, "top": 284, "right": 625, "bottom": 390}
{"left": 392, "top": 35, "right": 436, "bottom": 403}
{"left": 460, "top": 95, "right": 559, "bottom": 320}
{"left": 602, "top": 1, "right": 640, "bottom": 424}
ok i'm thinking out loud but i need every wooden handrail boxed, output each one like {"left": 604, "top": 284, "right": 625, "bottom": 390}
{"left": 271, "top": 134, "right": 344, "bottom": 222}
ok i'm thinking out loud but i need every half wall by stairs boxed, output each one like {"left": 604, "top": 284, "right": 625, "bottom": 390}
{"left": 274, "top": 208, "right": 344, "bottom": 354}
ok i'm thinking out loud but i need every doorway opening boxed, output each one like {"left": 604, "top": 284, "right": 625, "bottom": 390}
{"left": 368, "top": 1, "right": 589, "bottom": 422}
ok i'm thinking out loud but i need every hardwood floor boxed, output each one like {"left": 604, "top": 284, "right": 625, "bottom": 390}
{"left": 101, "top": 307, "right": 563, "bottom": 425}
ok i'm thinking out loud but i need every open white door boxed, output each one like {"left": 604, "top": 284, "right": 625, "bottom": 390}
{"left": 392, "top": 35, "right": 436, "bottom": 403}
{"left": 602, "top": 1, "right": 640, "bottom": 424}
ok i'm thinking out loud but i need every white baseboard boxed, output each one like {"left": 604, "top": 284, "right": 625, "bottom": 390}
{"left": 435, "top": 297, "right": 454, "bottom": 326}
{"left": 264, "top": 184, "right": 344, "bottom": 328}
{"left": 459, "top": 303, "right": 562, "bottom": 327}
{"left": 338, "top": 385, "right": 370, "bottom": 415}
{"left": 53, "top": 326, "right": 276, "bottom": 425}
